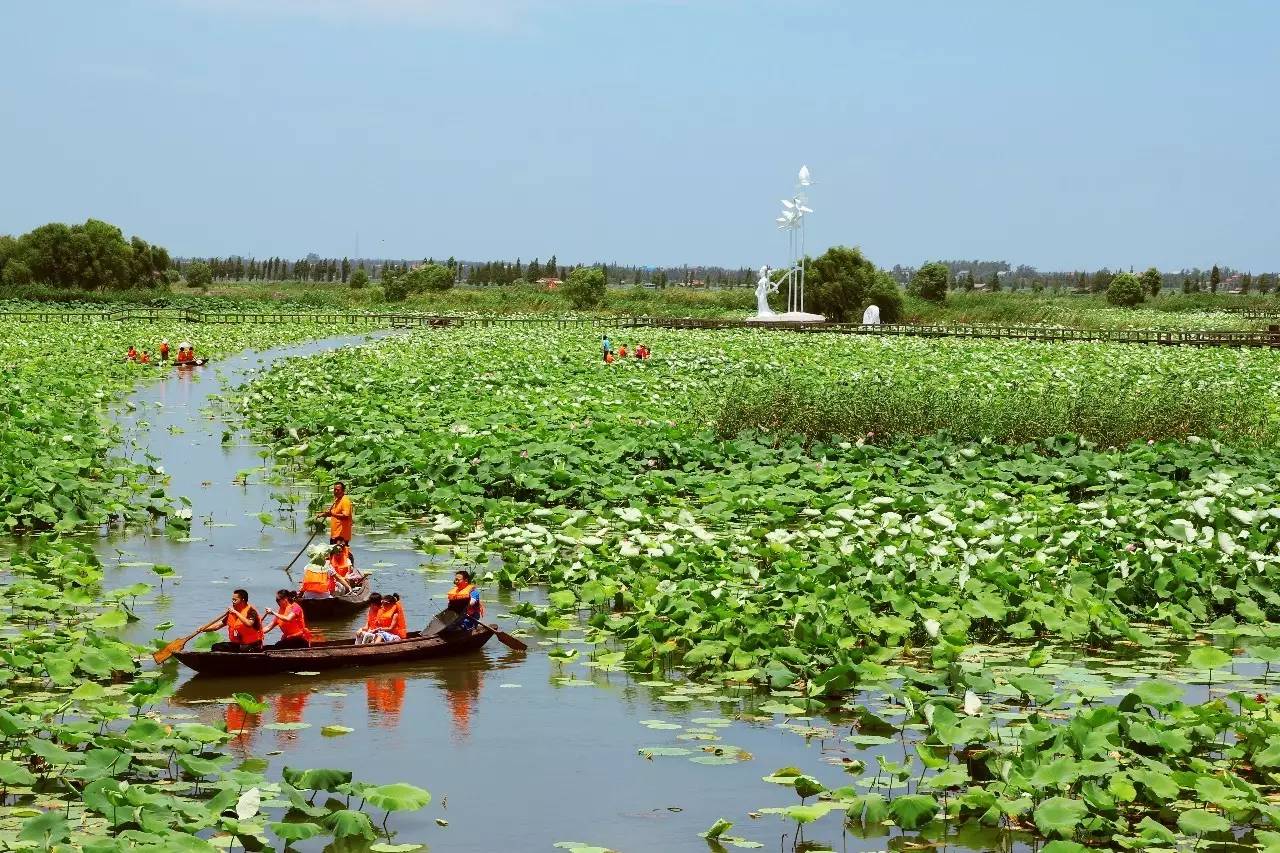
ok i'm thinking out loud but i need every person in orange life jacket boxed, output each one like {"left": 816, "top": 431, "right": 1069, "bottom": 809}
{"left": 263, "top": 589, "right": 311, "bottom": 649}
{"left": 618, "top": 343, "right": 628, "bottom": 358}
{"left": 159, "top": 340, "right": 170, "bottom": 361}
{"left": 367, "top": 592, "right": 406, "bottom": 644}
{"left": 139, "top": 350, "right": 151, "bottom": 365}
{"left": 604, "top": 351, "right": 614, "bottom": 364}
{"left": 208, "top": 589, "right": 263, "bottom": 652}
{"left": 125, "top": 346, "right": 138, "bottom": 362}
{"left": 355, "top": 593, "right": 384, "bottom": 644}
{"left": 445, "top": 570, "right": 484, "bottom": 631}
{"left": 328, "top": 536, "right": 362, "bottom": 585}
{"left": 299, "top": 544, "right": 352, "bottom": 599}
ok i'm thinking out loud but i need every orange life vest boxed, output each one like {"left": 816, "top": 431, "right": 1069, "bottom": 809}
{"left": 160, "top": 343, "right": 170, "bottom": 358}
{"left": 329, "top": 548, "right": 352, "bottom": 578}
{"left": 301, "top": 564, "right": 333, "bottom": 595}
{"left": 619, "top": 346, "right": 628, "bottom": 357}
{"left": 373, "top": 602, "right": 406, "bottom": 639}
{"left": 447, "top": 583, "right": 483, "bottom": 619}
{"left": 278, "top": 602, "right": 311, "bottom": 641}
{"left": 227, "top": 603, "right": 263, "bottom": 646}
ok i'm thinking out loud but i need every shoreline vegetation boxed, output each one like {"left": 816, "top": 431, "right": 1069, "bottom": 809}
{"left": 4, "top": 282, "right": 1280, "bottom": 331}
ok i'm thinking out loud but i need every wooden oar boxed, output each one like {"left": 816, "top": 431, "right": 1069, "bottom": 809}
{"left": 152, "top": 615, "right": 224, "bottom": 664}
{"left": 484, "top": 622, "right": 528, "bottom": 652}
{"left": 280, "top": 531, "right": 318, "bottom": 581}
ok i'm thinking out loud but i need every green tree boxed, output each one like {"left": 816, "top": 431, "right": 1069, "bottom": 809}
{"left": 402, "top": 263, "right": 454, "bottom": 292}
{"left": 1210, "top": 265, "right": 1221, "bottom": 293}
{"left": 987, "top": 271, "right": 1001, "bottom": 293}
{"left": 1091, "top": 269, "right": 1115, "bottom": 294}
{"left": 2, "top": 259, "right": 33, "bottom": 286}
{"left": 802, "top": 246, "right": 881, "bottom": 321}
{"left": 349, "top": 267, "right": 370, "bottom": 289}
{"left": 909, "top": 261, "right": 949, "bottom": 303}
{"left": 1140, "top": 267, "right": 1162, "bottom": 297}
{"left": 185, "top": 261, "right": 212, "bottom": 289}
{"left": 865, "top": 271, "right": 904, "bottom": 322}
{"left": 1106, "top": 272, "right": 1145, "bottom": 307}
{"left": 563, "top": 265, "right": 607, "bottom": 309}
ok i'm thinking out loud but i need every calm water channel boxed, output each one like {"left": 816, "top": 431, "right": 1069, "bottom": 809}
{"left": 92, "top": 335, "right": 1046, "bottom": 853}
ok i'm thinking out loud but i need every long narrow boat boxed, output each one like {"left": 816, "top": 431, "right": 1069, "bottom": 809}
{"left": 174, "top": 625, "right": 493, "bottom": 676}
{"left": 299, "top": 582, "right": 374, "bottom": 620}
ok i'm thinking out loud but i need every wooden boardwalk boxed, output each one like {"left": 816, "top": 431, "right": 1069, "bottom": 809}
{"left": 1, "top": 307, "right": 1278, "bottom": 348}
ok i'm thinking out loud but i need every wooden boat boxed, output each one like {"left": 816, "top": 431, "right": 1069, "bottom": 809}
{"left": 299, "top": 581, "right": 374, "bottom": 620}
{"left": 174, "top": 357, "right": 208, "bottom": 368}
{"left": 174, "top": 624, "right": 493, "bottom": 676}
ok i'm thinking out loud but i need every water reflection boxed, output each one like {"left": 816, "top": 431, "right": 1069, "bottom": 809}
{"left": 171, "top": 647, "right": 521, "bottom": 752}
{"left": 366, "top": 676, "right": 406, "bottom": 728}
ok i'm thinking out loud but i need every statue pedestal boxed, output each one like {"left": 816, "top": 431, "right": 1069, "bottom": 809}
{"left": 745, "top": 311, "right": 826, "bottom": 324}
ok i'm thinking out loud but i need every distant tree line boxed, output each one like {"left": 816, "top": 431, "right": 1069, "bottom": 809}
{"left": 181, "top": 253, "right": 761, "bottom": 291}
{"left": 890, "top": 260, "right": 1277, "bottom": 296}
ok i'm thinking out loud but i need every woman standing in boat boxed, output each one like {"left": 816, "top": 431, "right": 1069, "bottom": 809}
{"left": 263, "top": 590, "right": 312, "bottom": 648}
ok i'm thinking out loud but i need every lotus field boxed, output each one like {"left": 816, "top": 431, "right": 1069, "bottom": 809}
{"left": 233, "top": 327, "right": 1280, "bottom": 850}
{"left": 7, "top": 316, "right": 1280, "bottom": 850}
{"left": 0, "top": 317, "right": 436, "bottom": 852}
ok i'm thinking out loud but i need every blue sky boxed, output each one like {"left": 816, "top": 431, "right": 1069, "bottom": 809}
{"left": 1, "top": 1, "right": 1277, "bottom": 270}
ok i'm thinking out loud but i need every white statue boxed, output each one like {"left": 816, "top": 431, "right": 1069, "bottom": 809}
{"left": 754, "top": 265, "right": 778, "bottom": 316}
{"left": 862, "top": 304, "right": 881, "bottom": 325}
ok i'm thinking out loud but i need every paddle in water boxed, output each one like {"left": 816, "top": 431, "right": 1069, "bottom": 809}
{"left": 153, "top": 615, "right": 224, "bottom": 664}
{"left": 422, "top": 608, "right": 527, "bottom": 651}
{"left": 280, "top": 530, "right": 318, "bottom": 581}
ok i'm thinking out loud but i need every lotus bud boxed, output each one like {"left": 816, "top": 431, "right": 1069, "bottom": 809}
{"left": 923, "top": 618, "right": 941, "bottom": 639}
{"left": 963, "top": 690, "right": 982, "bottom": 716}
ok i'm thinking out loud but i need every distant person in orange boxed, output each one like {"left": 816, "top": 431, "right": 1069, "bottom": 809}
{"left": 618, "top": 343, "right": 628, "bottom": 358}
{"left": 209, "top": 589, "right": 264, "bottom": 652}
{"left": 126, "top": 346, "right": 138, "bottom": 362}
{"left": 263, "top": 590, "right": 311, "bottom": 649}
{"left": 636, "top": 344, "right": 650, "bottom": 359}
{"left": 159, "top": 340, "right": 170, "bottom": 361}
{"left": 317, "top": 482, "right": 353, "bottom": 547}
{"left": 604, "top": 352, "right": 614, "bottom": 364}
{"left": 139, "top": 350, "right": 151, "bottom": 365}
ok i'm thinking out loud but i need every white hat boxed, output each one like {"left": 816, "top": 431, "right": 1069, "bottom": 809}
{"left": 179, "top": 341, "right": 192, "bottom": 349}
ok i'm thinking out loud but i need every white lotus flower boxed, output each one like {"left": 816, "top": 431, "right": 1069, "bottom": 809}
{"left": 924, "top": 618, "right": 941, "bottom": 639}
{"left": 923, "top": 703, "right": 935, "bottom": 726}
{"left": 963, "top": 690, "right": 982, "bottom": 716}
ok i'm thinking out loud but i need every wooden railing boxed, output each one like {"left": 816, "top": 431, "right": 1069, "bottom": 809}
{"left": 2, "top": 307, "right": 1279, "bottom": 348}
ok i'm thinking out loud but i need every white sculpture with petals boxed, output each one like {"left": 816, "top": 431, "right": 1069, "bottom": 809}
{"left": 748, "top": 164, "right": 825, "bottom": 323}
